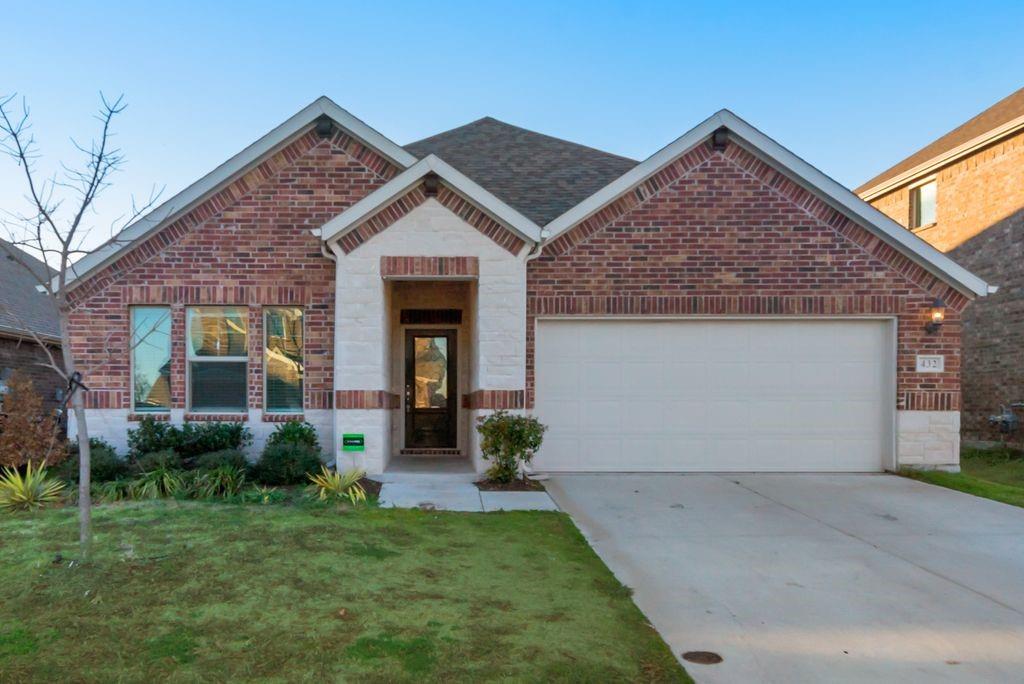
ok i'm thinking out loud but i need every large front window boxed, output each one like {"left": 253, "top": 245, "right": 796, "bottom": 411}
{"left": 264, "top": 307, "right": 304, "bottom": 412}
{"left": 187, "top": 307, "right": 248, "bottom": 412}
{"left": 131, "top": 307, "right": 171, "bottom": 411}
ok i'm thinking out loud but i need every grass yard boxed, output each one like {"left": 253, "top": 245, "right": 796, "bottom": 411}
{"left": 901, "top": 444, "right": 1024, "bottom": 508}
{"left": 0, "top": 501, "right": 689, "bottom": 683}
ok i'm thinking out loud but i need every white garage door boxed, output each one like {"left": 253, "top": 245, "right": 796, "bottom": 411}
{"left": 534, "top": 319, "right": 892, "bottom": 472}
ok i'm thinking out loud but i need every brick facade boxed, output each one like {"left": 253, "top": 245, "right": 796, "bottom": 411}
{"left": 67, "top": 126, "right": 399, "bottom": 417}
{"left": 865, "top": 130, "right": 1024, "bottom": 440}
{"left": 0, "top": 335, "right": 64, "bottom": 414}
{"left": 527, "top": 140, "right": 965, "bottom": 410}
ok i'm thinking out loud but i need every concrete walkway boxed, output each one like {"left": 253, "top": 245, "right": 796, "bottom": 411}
{"left": 547, "top": 473, "right": 1024, "bottom": 684}
{"left": 377, "top": 473, "right": 559, "bottom": 512}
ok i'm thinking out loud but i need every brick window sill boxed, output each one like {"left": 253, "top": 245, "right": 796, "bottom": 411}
{"left": 184, "top": 413, "right": 249, "bottom": 422}
{"left": 262, "top": 413, "right": 305, "bottom": 423}
{"left": 128, "top": 413, "right": 171, "bottom": 422}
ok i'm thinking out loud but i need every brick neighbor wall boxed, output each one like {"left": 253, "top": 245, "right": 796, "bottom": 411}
{"left": 527, "top": 140, "right": 967, "bottom": 411}
{"left": 866, "top": 130, "right": 1024, "bottom": 440}
{"left": 66, "top": 126, "right": 400, "bottom": 416}
{"left": 0, "top": 336, "right": 64, "bottom": 414}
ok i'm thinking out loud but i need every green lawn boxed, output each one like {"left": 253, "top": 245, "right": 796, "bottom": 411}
{"left": 901, "top": 445, "right": 1024, "bottom": 508}
{"left": 0, "top": 501, "right": 689, "bottom": 683}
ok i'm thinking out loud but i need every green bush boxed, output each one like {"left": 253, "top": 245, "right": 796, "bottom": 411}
{"left": 127, "top": 418, "right": 252, "bottom": 467}
{"left": 476, "top": 410, "right": 547, "bottom": 484}
{"left": 134, "top": 449, "right": 182, "bottom": 473}
{"left": 195, "top": 449, "right": 248, "bottom": 471}
{"left": 56, "top": 439, "right": 130, "bottom": 483}
{"left": 252, "top": 442, "right": 323, "bottom": 485}
{"left": 265, "top": 421, "right": 320, "bottom": 450}
{"left": 196, "top": 465, "right": 247, "bottom": 498}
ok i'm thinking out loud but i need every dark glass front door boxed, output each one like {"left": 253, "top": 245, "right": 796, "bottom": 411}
{"left": 404, "top": 330, "right": 457, "bottom": 448}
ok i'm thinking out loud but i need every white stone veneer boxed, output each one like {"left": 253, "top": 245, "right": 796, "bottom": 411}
{"left": 896, "top": 410, "right": 961, "bottom": 472}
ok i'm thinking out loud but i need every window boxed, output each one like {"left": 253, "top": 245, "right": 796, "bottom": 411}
{"left": 910, "top": 179, "right": 937, "bottom": 228}
{"left": 131, "top": 307, "right": 171, "bottom": 411}
{"left": 264, "top": 307, "right": 304, "bottom": 412}
{"left": 187, "top": 307, "right": 248, "bottom": 412}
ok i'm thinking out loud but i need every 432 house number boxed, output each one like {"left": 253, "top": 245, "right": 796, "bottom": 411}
{"left": 915, "top": 355, "right": 945, "bottom": 373}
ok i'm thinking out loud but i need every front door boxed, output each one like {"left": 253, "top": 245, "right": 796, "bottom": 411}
{"left": 404, "top": 330, "right": 457, "bottom": 448}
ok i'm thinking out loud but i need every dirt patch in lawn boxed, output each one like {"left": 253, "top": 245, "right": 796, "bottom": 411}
{"left": 475, "top": 477, "right": 546, "bottom": 492}
{"left": 359, "top": 477, "right": 383, "bottom": 498}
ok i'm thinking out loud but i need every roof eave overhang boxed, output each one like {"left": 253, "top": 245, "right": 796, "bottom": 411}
{"left": 544, "top": 110, "right": 991, "bottom": 299}
{"left": 317, "top": 154, "right": 543, "bottom": 246}
{"left": 857, "top": 113, "right": 1024, "bottom": 200}
{"left": 54, "top": 97, "right": 418, "bottom": 293}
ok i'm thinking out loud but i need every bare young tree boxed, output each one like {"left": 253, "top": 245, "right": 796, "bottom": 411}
{"left": 0, "top": 93, "right": 159, "bottom": 557}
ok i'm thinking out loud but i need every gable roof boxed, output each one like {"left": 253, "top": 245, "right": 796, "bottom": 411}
{"left": 857, "top": 87, "right": 1024, "bottom": 199}
{"left": 0, "top": 241, "right": 61, "bottom": 341}
{"left": 56, "top": 97, "right": 418, "bottom": 292}
{"left": 317, "top": 154, "right": 542, "bottom": 246}
{"left": 544, "top": 109, "right": 992, "bottom": 299}
{"left": 404, "top": 117, "right": 638, "bottom": 226}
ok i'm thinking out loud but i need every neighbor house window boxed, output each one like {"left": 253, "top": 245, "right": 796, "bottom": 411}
{"left": 264, "top": 307, "right": 304, "bottom": 412}
{"left": 910, "top": 179, "right": 937, "bottom": 228}
{"left": 131, "top": 307, "right": 171, "bottom": 411}
{"left": 187, "top": 307, "right": 248, "bottom": 412}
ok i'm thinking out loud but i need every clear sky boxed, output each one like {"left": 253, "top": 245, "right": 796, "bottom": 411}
{"left": 2, "top": 1, "right": 1022, "bottom": 256}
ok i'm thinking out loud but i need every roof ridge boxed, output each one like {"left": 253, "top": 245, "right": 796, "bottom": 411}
{"left": 405, "top": 116, "right": 638, "bottom": 163}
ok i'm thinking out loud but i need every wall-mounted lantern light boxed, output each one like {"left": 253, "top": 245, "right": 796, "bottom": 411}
{"left": 925, "top": 297, "right": 946, "bottom": 334}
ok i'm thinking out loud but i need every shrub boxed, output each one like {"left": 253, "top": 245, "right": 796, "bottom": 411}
{"left": 0, "top": 463, "right": 65, "bottom": 512}
{"left": 127, "top": 418, "right": 252, "bottom": 467}
{"left": 252, "top": 442, "right": 323, "bottom": 485}
{"left": 195, "top": 465, "right": 247, "bottom": 498}
{"left": 0, "top": 372, "right": 60, "bottom": 468}
{"left": 195, "top": 449, "right": 248, "bottom": 471}
{"left": 476, "top": 410, "right": 547, "bottom": 484}
{"left": 134, "top": 449, "right": 183, "bottom": 473}
{"left": 307, "top": 466, "right": 367, "bottom": 504}
{"left": 57, "top": 439, "right": 130, "bottom": 483}
{"left": 266, "top": 421, "right": 319, "bottom": 450}
{"left": 241, "top": 485, "right": 286, "bottom": 505}
{"left": 129, "top": 467, "right": 186, "bottom": 499}
{"left": 92, "top": 479, "right": 133, "bottom": 503}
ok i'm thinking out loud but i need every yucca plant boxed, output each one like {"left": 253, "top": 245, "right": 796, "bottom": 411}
{"left": 245, "top": 484, "right": 285, "bottom": 505}
{"left": 307, "top": 465, "right": 367, "bottom": 505}
{"left": 196, "top": 465, "right": 246, "bottom": 499}
{"left": 0, "top": 463, "right": 66, "bottom": 512}
{"left": 92, "top": 479, "right": 133, "bottom": 503}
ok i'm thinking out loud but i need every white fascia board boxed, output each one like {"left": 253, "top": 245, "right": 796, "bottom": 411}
{"left": 858, "top": 113, "right": 1024, "bottom": 201}
{"left": 317, "top": 154, "right": 542, "bottom": 244}
{"left": 56, "top": 96, "right": 416, "bottom": 292}
{"left": 545, "top": 110, "right": 990, "bottom": 299}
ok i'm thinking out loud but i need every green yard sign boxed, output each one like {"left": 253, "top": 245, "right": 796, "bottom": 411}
{"left": 342, "top": 434, "right": 365, "bottom": 452}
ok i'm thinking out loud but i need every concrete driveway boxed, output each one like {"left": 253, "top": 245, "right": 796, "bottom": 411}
{"left": 546, "top": 474, "right": 1024, "bottom": 683}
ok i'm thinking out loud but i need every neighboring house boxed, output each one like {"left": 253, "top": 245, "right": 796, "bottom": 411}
{"left": 857, "top": 88, "right": 1024, "bottom": 442}
{"left": 0, "top": 240, "right": 64, "bottom": 412}
{"left": 62, "top": 97, "right": 990, "bottom": 473}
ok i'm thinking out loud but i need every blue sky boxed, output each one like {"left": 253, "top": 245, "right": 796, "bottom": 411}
{"left": 2, "top": 1, "right": 1022, "bottom": 255}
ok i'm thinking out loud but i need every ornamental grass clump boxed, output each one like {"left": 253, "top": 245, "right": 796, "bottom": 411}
{"left": 307, "top": 465, "right": 367, "bottom": 505}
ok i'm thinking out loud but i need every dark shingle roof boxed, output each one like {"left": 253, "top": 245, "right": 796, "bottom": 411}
{"left": 0, "top": 241, "right": 61, "bottom": 340}
{"left": 857, "top": 87, "right": 1024, "bottom": 194}
{"left": 404, "top": 117, "right": 638, "bottom": 226}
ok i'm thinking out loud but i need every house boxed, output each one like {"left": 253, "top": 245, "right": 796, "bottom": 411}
{"left": 857, "top": 88, "right": 1023, "bottom": 442}
{"left": 0, "top": 240, "right": 64, "bottom": 411}
{"left": 62, "top": 97, "right": 990, "bottom": 474}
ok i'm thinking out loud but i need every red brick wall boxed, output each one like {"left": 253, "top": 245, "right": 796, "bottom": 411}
{"left": 0, "top": 336, "right": 64, "bottom": 413}
{"left": 527, "top": 140, "right": 967, "bottom": 409}
{"left": 67, "top": 127, "right": 399, "bottom": 414}
{"left": 866, "top": 130, "right": 1024, "bottom": 439}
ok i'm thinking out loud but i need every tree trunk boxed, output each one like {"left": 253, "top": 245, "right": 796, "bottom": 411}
{"left": 60, "top": 312, "right": 92, "bottom": 558}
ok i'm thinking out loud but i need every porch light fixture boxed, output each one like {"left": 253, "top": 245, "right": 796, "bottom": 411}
{"left": 712, "top": 126, "right": 729, "bottom": 151}
{"left": 314, "top": 116, "right": 334, "bottom": 138}
{"left": 925, "top": 297, "right": 946, "bottom": 334}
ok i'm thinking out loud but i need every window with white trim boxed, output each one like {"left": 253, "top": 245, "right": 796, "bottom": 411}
{"left": 187, "top": 307, "right": 248, "bottom": 412}
{"left": 131, "top": 306, "right": 172, "bottom": 411}
{"left": 264, "top": 307, "right": 304, "bottom": 412}
{"left": 910, "top": 179, "right": 937, "bottom": 229}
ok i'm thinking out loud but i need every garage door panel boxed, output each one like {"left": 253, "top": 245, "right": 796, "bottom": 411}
{"left": 535, "top": 319, "right": 891, "bottom": 472}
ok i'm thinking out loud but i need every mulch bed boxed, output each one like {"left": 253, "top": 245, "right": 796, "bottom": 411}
{"left": 359, "top": 477, "right": 383, "bottom": 498}
{"left": 474, "top": 477, "right": 546, "bottom": 492}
